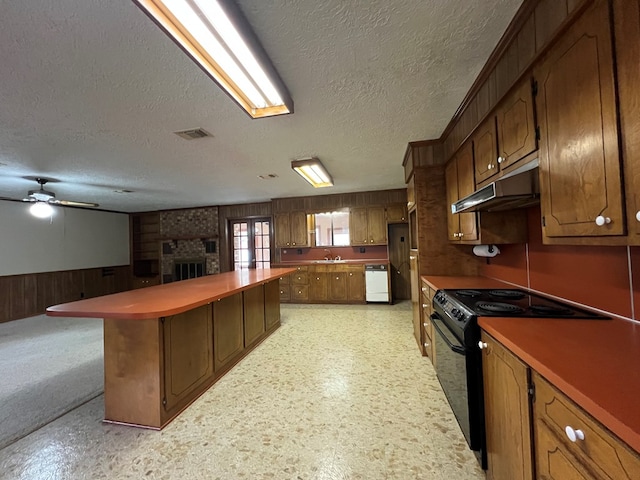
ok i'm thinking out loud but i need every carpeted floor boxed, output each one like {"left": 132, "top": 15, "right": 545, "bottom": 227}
{"left": 0, "top": 314, "right": 104, "bottom": 450}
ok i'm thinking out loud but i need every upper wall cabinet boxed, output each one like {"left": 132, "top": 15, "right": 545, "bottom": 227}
{"left": 535, "top": 0, "right": 625, "bottom": 239}
{"left": 474, "top": 78, "right": 537, "bottom": 186}
{"left": 445, "top": 143, "right": 479, "bottom": 243}
{"left": 350, "top": 206, "right": 387, "bottom": 245}
{"left": 614, "top": 0, "right": 640, "bottom": 244}
{"left": 274, "top": 211, "right": 308, "bottom": 248}
{"left": 386, "top": 204, "right": 408, "bottom": 223}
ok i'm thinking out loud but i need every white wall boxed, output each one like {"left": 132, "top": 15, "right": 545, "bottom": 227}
{"left": 0, "top": 201, "right": 129, "bottom": 276}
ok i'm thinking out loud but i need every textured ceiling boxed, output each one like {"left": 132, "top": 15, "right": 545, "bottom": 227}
{"left": 0, "top": 0, "right": 522, "bottom": 213}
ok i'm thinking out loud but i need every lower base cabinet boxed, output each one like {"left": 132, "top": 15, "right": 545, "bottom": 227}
{"left": 480, "top": 331, "right": 640, "bottom": 479}
{"left": 103, "top": 279, "right": 282, "bottom": 429}
{"left": 533, "top": 371, "right": 640, "bottom": 479}
{"left": 481, "top": 331, "right": 533, "bottom": 480}
{"left": 281, "top": 264, "right": 366, "bottom": 304}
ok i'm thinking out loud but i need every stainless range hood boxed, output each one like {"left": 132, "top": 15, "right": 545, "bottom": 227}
{"left": 452, "top": 159, "right": 540, "bottom": 214}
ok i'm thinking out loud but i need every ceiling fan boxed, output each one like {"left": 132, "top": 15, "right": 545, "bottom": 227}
{"left": 23, "top": 178, "right": 99, "bottom": 208}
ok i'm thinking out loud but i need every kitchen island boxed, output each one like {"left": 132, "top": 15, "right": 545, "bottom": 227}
{"left": 47, "top": 267, "right": 295, "bottom": 429}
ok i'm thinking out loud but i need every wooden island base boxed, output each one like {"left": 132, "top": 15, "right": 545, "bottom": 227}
{"left": 47, "top": 268, "right": 295, "bottom": 429}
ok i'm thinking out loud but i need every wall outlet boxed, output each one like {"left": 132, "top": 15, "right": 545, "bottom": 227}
{"left": 297, "top": 248, "right": 303, "bottom": 254}
{"left": 359, "top": 247, "right": 365, "bottom": 253}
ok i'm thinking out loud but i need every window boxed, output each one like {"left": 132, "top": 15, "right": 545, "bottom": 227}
{"left": 314, "top": 211, "right": 350, "bottom": 246}
{"left": 231, "top": 218, "right": 271, "bottom": 270}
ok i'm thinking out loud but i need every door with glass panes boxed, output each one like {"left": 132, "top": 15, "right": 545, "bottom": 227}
{"left": 231, "top": 219, "right": 271, "bottom": 270}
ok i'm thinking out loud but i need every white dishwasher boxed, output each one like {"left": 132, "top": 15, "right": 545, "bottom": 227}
{"left": 365, "top": 264, "right": 390, "bottom": 303}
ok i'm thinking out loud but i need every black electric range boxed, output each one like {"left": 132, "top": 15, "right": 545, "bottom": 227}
{"left": 429, "top": 288, "right": 608, "bottom": 470}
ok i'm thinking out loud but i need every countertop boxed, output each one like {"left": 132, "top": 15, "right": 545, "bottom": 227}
{"left": 46, "top": 268, "right": 296, "bottom": 320}
{"left": 423, "top": 275, "right": 640, "bottom": 454}
{"left": 273, "top": 259, "right": 389, "bottom": 266}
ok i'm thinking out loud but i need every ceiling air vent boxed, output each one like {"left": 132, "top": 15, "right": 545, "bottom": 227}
{"left": 174, "top": 128, "right": 212, "bottom": 140}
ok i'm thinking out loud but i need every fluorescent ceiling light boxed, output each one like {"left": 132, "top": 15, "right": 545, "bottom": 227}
{"left": 291, "top": 158, "right": 333, "bottom": 188}
{"left": 30, "top": 202, "right": 54, "bottom": 218}
{"left": 134, "top": 0, "right": 293, "bottom": 118}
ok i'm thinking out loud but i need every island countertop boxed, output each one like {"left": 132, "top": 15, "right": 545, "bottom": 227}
{"left": 46, "top": 268, "right": 296, "bottom": 320}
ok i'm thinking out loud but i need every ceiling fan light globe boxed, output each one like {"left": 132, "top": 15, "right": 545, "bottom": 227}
{"left": 30, "top": 201, "right": 54, "bottom": 218}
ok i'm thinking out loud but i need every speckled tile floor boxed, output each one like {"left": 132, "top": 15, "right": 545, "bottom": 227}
{"left": 0, "top": 302, "right": 485, "bottom": 480}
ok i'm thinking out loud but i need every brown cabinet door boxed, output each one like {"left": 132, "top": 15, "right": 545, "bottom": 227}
{"left": 163, "top": 304, "right": 214, "bottom": 412}
{"left": 409, "top": 253, "right": 423, "bottom": 353}
{"left": 445, "top": 159, "right": 460, "bottom": 241}
{"left": 474, "top": 117, "right": 499, "bottom": 184}
{"left": 213, "top": 293, "right": 244, "bottom": 371}
{"left": 309, "top": 271, "right": 328, "bottom": 302}
{"left": 496, "top": 78, "right": 537, "bottom": 171}
{"left": 536, "top": 0, "right": 624, "bottom": 237}
{"left": 386, "top": 204, "right": 407, "bottom": 223}
{"left": 367, "top": 206, "right": 388, "bottom": 244}
{"left": 456, "top": 143, "right": 479, "bottom": 242}
{"left": 289, "top": 211, "right": 308, "bottom": 247}
{"left": 350, "top": 207, "right": 369, "bottom": 245}
{"left": 481, "top": 332, "right": 534, "bottom": 480}
{"left": 274, "top": 212, "right": 291, "bottom": 247}
{"left": 329, "top": 271, "right": 348, "bottom": 301}
{"left": 614, "top": 0, "right": 640, "bottom": 242}
{"left": 264, "top": 280, "right": 280, "bottom": 329}
{"left": 346, "top": 266, "right": 365, "bottom": 302}
{"left": 243, "top": 285, "right": 265, "bottom": 347}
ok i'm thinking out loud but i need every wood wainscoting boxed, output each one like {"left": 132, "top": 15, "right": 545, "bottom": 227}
{"left": 0, "top": 265, "right": 131, "bottom": 323}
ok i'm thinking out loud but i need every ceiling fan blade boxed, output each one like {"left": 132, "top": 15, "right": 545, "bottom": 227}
{"left": 57, "top": 199, "right": 100, "bottom": 208}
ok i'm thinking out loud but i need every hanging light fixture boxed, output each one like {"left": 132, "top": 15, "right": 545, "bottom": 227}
{"left": 133, "top": 0, "right": 293, "bottom": 118}
{"left": 291, "top": 157, "right": 333, "bottom": 188}
{"left": 29, "top": 201, "right": 55, "bottom": 218}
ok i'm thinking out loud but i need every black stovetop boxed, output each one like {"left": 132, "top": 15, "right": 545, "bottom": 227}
{"left": 446, "top": 288, "right": 609, "bottom": 319}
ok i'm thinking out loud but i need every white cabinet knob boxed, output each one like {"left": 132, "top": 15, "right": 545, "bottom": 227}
{"left": 595, "top": 216, "right": 611, "bottom": 226}
{"left": 565, "top": 426, "right": 585, "bottom": 442}
{"left": 459, "top": 232, "right": 464, "bottom": 238}
{"left": 497, "top": 156, "right": 504, "bottom": 164}
{"left": 423, "top": 322, "right": 428, "bottom": 327}
{"left": 487, "top": 163, "right": 493, "bottom": 170}
{"left": 424, "top": 342, "right": 430, "bottom": 348}
{"left": 422, "top": 303, "right": 428, "bottom": 308}
{"left": 478, "top": 341, "right": 488, "bottom": 349}
{"left": 636, "top": 211, "right": 640, "bottom": 222}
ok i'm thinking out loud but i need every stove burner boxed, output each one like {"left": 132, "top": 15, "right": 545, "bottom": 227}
{"left": 530, "top": 304, "right": 573, "bottom": 316}
{"left": 476, "top": 302, "right": 525, "bottom": 315}
{"left": 457, "top": 289, "right": 482, "bottom": 297}
{"left": 489, "top": 289, "right": 526, "bottom": 299}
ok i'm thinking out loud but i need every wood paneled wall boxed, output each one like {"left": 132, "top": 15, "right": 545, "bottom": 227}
{"left": 272, "top": 189, "right": 406, "bottom": 214}
{"left": 0, "top": 265, "right": 130, "bottom": 323}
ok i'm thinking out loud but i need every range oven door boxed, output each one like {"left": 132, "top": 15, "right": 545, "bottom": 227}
{"left": 431, "top": 313, "right": 486, "bottom": 458}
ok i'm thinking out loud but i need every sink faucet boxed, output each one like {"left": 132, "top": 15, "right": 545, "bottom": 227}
{"left": 323, "top": 248, "right": 333, "bottom": 260}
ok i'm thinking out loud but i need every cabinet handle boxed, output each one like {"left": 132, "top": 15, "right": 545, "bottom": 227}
{"left": 565, "top": 426, "right": 585, "bottom": 442}
{"left": 280, "top": 290, "right": 284, "bottom": 294}
{"left": 370, "top": 239, "right": 374, "bottom": 243}
{"left": 497, "top": 156, "right": 504, "bottom": 164}
{"left": 423, "top": 322, "right": 429, "bottom": 327}
{"left": 595, "top": 216, "right": 611, "bottom": 226}
{"left": 487, "top": 163, "right": 493, "bottom": 170}
{"left": 334, "top": 276, "right": 338, "bottom": 280}
{"left": 424, "top": 342, "right": 430, "bottom": 348}
{"left": 636, "top": 211, "right": 640, "bottom": 222}
{"left": 421, "top": 287, "right": 426, "bottom": 292}
{"left": 459, "top": 232, "right": 464, "bottom": 238}
{"left": 316, "top": 277, "right": 320, "bottom": 280}
{"left": 453, "top": 233, "right": 459, "bottom": 238}
{"left": 349, "top": 273, "right": 353, "bottom": 276}
{"left": 292, "top": 242, "right": 296, "bottom": 245}
{"left": 478, "top": 341, "right": 488, "bottom": 349}
{"left": 422, "top": 303, "right": 428, "bottom": 308}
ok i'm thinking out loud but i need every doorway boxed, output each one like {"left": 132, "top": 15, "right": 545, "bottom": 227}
{"left": 388, "top": 223, "right": 411, "bottom": 300}
{"left": 230, "top": 218, "right": 271, "bottom": 270}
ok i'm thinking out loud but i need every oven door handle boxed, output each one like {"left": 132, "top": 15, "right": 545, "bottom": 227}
{"left": 431, "top": 314, "right": 466, "bottom": 356}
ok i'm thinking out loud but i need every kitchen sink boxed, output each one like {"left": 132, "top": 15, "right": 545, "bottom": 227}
{"left": 313, "top": 259, "right": 347, "bottom": 263}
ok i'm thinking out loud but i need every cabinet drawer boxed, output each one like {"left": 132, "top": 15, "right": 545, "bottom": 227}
{"left": 291, "top": 285, "right": 309, "bottom": 301}
{"left": 279, "top": 275, "right": 290, "bottom": 286}
{"left": 533, "top": 372, "right": 640, "bottom": 479}
{"left": 291, "top": 272, "right": 309, "bottom": 285}
{"left": 293, "top": 265, "right": 308, "bottom": 272}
